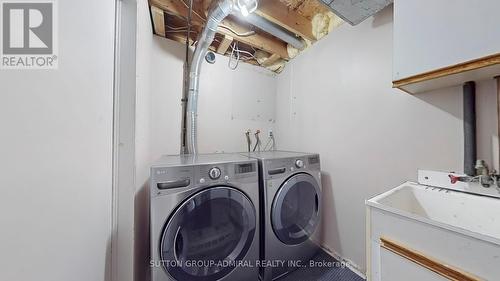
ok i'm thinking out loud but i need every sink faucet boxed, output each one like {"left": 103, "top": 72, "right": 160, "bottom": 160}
{"left": 449, "top": 173, "right": 499, "bottom": 189}
{"left": 449, "top": 160, "right": 499, "bottom": 189}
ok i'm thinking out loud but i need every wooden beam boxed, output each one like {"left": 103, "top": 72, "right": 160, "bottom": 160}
{"left": 166, "top": 32, "right": 217, "bottom": 53}
{"left": 217, "top": 35, "right": 233, "bottom": 55}
{"left": 149, "top": 0, "right": 290, "bottom": 59}
{"left": 151, "top": 6, "right": 166, "bottom": 36}
{"left": 150, "top": 0, "right": 205, "bottom": 22}
{"left": 219, "top": 18, "right": 289, "bottom": 59}
{"left": 261, "top": 53, "right": 281, "bottom": 67}
{"left": 255, "top": 0, "right": 316, "bottom": 41}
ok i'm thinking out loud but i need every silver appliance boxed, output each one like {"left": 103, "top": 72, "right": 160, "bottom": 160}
{"left": 244, "top": 151, "right": 322, "bottom": 281}
{"left": 150, "top": 154, "right": 260, "bottom": 281}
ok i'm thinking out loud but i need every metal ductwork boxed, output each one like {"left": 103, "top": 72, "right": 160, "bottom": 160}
{"left": 245, "top": 14, "right": 305, "bottom": 50}
{"left": 184, "top": 0, "right": 305, "bottom": 154}
{"left": 318, "top": 0, "right": 393, "bottom": 26}
{"left": 186, "top": 0, "right": 234, "bottom": 155}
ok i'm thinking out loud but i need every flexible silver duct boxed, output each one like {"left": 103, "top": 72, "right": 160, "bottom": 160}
{"left": 186, "top": 0, "right": 233, "bottom": 154}
{"left": 185, "top": 0, "right": 305, "bottom": 154}
{"left": 245, "top": 14, "right": 305, "bottom": 49}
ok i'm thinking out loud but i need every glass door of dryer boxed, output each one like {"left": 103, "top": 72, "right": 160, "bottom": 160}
{"left": 271, "top": 173, "right": 321, "bottom": 245}
{"left": 160, "top": 186, "right": 256, "bottom": 281}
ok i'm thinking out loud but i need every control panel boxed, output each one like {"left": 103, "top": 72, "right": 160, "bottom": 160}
{"left": 264, "top": 154, "right": 320, "bottom": 180}
{"left": 151, "top": 159, "right": 258, "bottom": 196}
{"left": 195, "top": 161, "right": 257, "bottom": 186}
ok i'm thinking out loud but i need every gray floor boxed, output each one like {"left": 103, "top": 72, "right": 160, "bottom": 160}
{"left": 278, "top": 250, "right": 364, "bottom": 281}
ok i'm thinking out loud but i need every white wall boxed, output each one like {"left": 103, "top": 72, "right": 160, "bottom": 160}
{"left": 134, "top": 1, "right": 154, "bottom": 280}
{"left": 275, "top": 6, "right": 498, "bottom": 273}
{"left": 0, "top": 1, "right": 115, "bottom": 281}
{"left": 134, "top": 3, "right": 498, "bottom": 279}
{"left": 149, "top": 41, "right": 277, "bottom": 157}
{"left": 134, "top": 2, "right": 277, "bottom": 280}
{"left": 113, "top": 1, "right": 137, "bottom": 281}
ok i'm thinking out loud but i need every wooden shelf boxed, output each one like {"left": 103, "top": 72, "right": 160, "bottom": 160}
{"left": 148, "top": 0, "right": 343, "bottom": 72}
{"left": 393, "top": 53, "right": 500, "bottom": 94}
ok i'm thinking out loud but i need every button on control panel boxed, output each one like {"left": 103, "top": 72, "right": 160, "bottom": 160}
{"left": 295, "top": 159, "right": 304, "bottom": 169}
{"left": 209, "top": 167, "right": 222, "bottom": 180}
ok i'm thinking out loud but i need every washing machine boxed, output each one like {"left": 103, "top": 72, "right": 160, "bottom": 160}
{"left": 244, "top": 151, "right": 322, "bottom": 281}
{"left": 150, "top": 154, "right": 260, "bottom": 281}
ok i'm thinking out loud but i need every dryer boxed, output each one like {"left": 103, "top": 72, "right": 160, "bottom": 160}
{"left": 244, "top": 151, "right": 322, "bottom": 281}
{"left": 150, "top": 154, "right": 260, "bottom": 281}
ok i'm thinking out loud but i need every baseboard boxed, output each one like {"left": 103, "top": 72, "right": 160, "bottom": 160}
{"left": 319, "top": 245, "right": 367, "bottom": 280}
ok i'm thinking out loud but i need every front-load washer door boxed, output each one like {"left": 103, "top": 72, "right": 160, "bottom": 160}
{"left": 160, "top": 186, "right": 256, "bottom": 281}
{"left": 271, "top": 173, "right": 321, "bottom": 245}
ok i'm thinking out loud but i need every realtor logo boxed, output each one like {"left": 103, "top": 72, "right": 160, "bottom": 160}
{"left": 1, "top": 0, "right": 58, "bottom": 69}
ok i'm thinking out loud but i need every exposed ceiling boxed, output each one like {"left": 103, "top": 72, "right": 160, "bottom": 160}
{"left": 149, "top": 0, "right": 344, "bottom": 73}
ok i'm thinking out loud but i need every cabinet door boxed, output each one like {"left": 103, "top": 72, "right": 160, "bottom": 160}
{"left": 393, "top": 0, "right": 500, "bottom": 81}
{"left": 380, "top": 248, "right": 448, "bottom": 281}
{"left": 379, "top": 238, "right": 481, "bottom": 281}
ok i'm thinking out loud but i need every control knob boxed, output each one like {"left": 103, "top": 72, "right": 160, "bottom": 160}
{"left": 209, "top": 167, "right": 222, "bottom": 180}
{"left": 295, "top": 159, "right": 304, "bottom": 169}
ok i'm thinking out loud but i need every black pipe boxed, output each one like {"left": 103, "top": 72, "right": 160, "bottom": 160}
{"left": 463, "top": 81, "right": 477, "bottom": 176}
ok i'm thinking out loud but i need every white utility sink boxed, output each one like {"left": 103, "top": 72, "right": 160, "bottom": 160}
{"left": 366, "top": 181, "right": 500, "bottom": 281}
{"left": 368, "top": 182, "right": 500, "bottom": 245}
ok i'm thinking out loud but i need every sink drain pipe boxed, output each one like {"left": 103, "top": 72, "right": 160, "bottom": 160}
{"left": 463, "top": 81, "right": 477, "bottom": 176}
{"left": 496, "top": 76, "right": 500, "bottom": 175}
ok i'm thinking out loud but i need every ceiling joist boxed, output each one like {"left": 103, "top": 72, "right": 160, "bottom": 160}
{"left": 148, "top": 0, "right": 343, "bottom": 72}
{"left": 217, "top": 34, "right": 234, "bottom": 54}
{"left": 255, "top": 0, "right": 316, "bottom": 41}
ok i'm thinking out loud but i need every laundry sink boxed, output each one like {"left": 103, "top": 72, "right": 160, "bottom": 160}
{"left": 366, "top": 182, "right": 500, "bottom": 281}
{"left": 368, "top": 182, "right": 500, "bottom": 244}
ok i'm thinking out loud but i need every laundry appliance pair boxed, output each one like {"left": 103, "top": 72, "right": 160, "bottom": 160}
{"left": 150, "top": 151, "right": 322, "bottom": 281}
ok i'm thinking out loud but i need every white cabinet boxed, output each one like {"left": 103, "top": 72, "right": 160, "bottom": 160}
{"left": 393, "top": 0, "right": 500, "bottom": 93}
{"left": 366, "top": 182, "right": 500, "bottom": 281}
{"left": 380, "top": 248, "right": 447, "bottom": 281}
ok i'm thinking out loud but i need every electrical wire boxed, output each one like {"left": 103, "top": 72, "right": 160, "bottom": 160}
{"left": 236, "top": 49, "right": 257, "bottom": 59}
{"left": 179, "top": 0, "right": 206, "bottom": 21}
{"left": 167, "top": 25, "right": 189, "bottom": 30}
{"left": 228, "top": 42, "right": 241, "bottom": 70}
{"left": 219, "top": 25, "right": 256, "bottom": 37}
{"left": 166, "top": 30, "right": 195, "bottom": 33}
{"left": 175, "top": 1, "right": 258, "bottom": 68}
{"left": 177, "top": 0, "right": 258, "bottom": 66}
{"left": 228, "top": 42, "right": 259, "bottom": 69}
{"left": 179, "top": 0, "right": 256, "bottom": 38}
{"left": 263, "top": 132, "right": 276, "bottom": 151}
{"left": 270, "top": 132, "right": 275, "bottom": 150}
{"left": 263, "top": 138, "right": 272, "bottom": 151}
